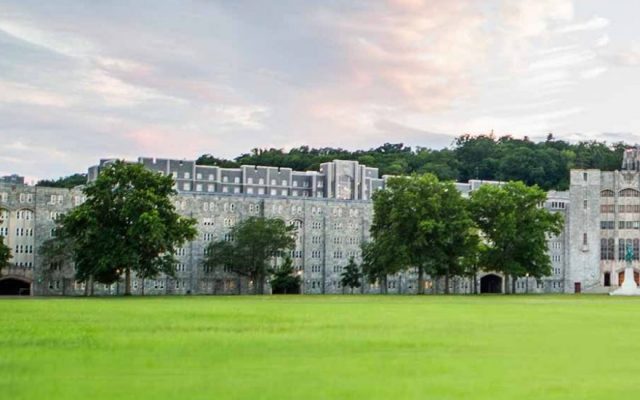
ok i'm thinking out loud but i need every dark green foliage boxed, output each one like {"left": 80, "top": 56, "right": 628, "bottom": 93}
{"left": 365, "top": 174, "right": 477, "bottom": 294}
{"left": 469, "top": 181, "right": 564, "bottom": 293}
{"left": 0, "top": 235, "right": 11, "bottom": 270}
{"left": 36, "top": 173, "right": 87, "bottom": 188}
{"left": 340, "top": 257, "right": 361, "bottom": 293}
{"left": 203, "top": 217, "right": 296, "bottom": 294}
{"left": 270, "top": 257, "right": 301, "bottom": 294}
{"left": 51, "top": 136, "right": 626, "bottom": 193}
{"left": 193, "top": 136, "right": 624, "bottom": 191}
{"left": 44, "top": 161, "right": 197, "bottom": 295}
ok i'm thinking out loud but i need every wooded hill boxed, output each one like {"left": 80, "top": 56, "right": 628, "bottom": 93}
{"left": 197, "top": 134, "right": 626, "bottom": 191}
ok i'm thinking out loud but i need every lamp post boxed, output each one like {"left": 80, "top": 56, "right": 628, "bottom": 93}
{"left": 525, "top": 273, "right": 529, "bottom": 294}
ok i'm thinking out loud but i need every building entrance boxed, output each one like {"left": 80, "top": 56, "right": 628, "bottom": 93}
{"left": 480, "top": 274, "right": 502, "bottom": 294}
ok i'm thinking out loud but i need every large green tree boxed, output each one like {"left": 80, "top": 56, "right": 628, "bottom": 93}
{"left": 368, "top": 174, "right": 478, "bottom": 294}
{"left": 49, "top": 161, "right": 197, "bottom": 295}
{"left": 469, "top": 181, "right": 564, "bottom": 293}
{"left": 203, "top": 217, "right": 296, "bottom": 294}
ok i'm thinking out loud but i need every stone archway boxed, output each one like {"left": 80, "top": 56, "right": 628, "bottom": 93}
{"left": 0, "top": 277, "right": 31, "bottom": 296}
{"left": 480, "top": 274, "right": 502, "bottom": 294}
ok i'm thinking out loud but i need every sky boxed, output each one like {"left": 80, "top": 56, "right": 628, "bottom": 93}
{"left": 2, "top": 0, "right": 640, "bottom": 181}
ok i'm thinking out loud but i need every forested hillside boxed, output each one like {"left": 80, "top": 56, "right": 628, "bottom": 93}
{"left": 197, "top": 134, "right": 626, "bottom": 190}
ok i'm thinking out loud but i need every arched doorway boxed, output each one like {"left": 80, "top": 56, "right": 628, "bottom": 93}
{"left": 618, "top": 270, "right": 640, "bottom": 286}
{"left": 480, "top": 274, "right": 502, "bottom": 294}
{"left": 0, "top": 278, "right": 31, "bottom": 295}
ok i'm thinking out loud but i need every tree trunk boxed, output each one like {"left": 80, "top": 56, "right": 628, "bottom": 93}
{"left": 88, "top": 276, "right": 94, "bottom": 296}
{"left": 512, "top": 276, "right": 517, "bottom": 294}
{"left": 141, "top": 277, "right": 145, "bottom": 296}
{"left": 444, "top": 271, "right": 450, "bottom": 295}
{"left": 473, "top": 271, "right": 478, "bottom": 294}
{"left": 256, "top": 274, "right": 265, "bottom": 295}
{"left": 84, "top": 280, "right": 89, "bottom": 297}
{"left": 418, "top": 267, "right": 425, "bottom": 295}
{"left": 504, "top": 274, "right": 510, "bottom": 294}
{"left": 124, "top": 268, "right": 131, "bottom": 296}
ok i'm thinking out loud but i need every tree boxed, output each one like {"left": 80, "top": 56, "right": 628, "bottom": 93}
{"left": 270, "top": 256, "right": 301, "bottom": 294}
{"left": 48, "top": 161, "right": 197, "bottom": 295}
{"left": 36, "top": 173, "right": 87, "bottom": 188}
{"left": 203, "top": 217, "right": 296, "bottom": 294}
{"left": 469, "top": 181, "right": 564, "bottom": 293}
{"left": 0, "top": 235, "right": 10, "bottom": 273}
{"left": 368, "top": 174, "right": 478, "bottom": 294}
{"left": 340, "top": 257, "right": 361, "bottom": 294}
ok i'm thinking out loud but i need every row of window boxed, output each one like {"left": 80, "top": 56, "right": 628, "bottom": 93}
{"left": 177, "top": 171, "right": 319, "bottom": 189}
{"left": 601, "top": 220, "right": 640, "bottom": 230}
{"left": 602, "top": 189, "right": 640, "bottom": 197}
{"left": 600, "top": 238, "right": 640, "bottom": 260}
{"left": 601, "top": 204, "right": 640, "bottom": 213}
{"left": 14, "top": 228, "right": 34, "bottom": 237}
{"left": 14, "top": 245, "right": 34, "bottom": 254}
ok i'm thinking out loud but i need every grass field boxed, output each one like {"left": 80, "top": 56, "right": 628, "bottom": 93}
{"left": 1, "top": 295, "right": 640, "bottom": 399}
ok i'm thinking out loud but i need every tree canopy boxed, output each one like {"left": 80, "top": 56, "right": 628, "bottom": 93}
{"left": 203, "top": 216, "right": 296, "bottom": 294}
{"left": 340, "top": 257, "right": 362, "bottom": 294}
{"left": 36, "top": 173, "right": 87, "bottom": 188}
{"left": 270, "top": 256, "right": 301, "bottom": 294}
{"left": 469, "top": 181, "right": 564, "bottom": 293}
{"left": 194, "top": 135, "right": 626, "bottom": 190}
{"left": 44, "top": 161, "right": 197, "bottom": 295}
{"left": 0, "top": 235, "right": 10, "bottom": 271}
{"left": 365, "top": 173, "right": 478, "bottom": 294}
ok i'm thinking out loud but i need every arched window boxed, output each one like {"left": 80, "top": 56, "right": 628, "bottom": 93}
{"left": 620, "top": 189, "right": 640, "bottom": 197}
{"left": 601, "top": 190, "right": 614, "bottom": 197}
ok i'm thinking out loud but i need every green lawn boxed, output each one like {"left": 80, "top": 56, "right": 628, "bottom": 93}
{"left": 1, "top": 295, "right": 639, "bottom": 399}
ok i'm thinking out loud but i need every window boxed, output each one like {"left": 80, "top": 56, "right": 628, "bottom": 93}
{"left": 259, "top": 178, "right": 264, "bottom": 185}
{"left": 183, "top": 183, "right": 191, "bottom": 191}
{"left": 600, "top": 221, "right": 614, "bottom": 229}
{"left": 282, "top": 180, "right": 287, "bottom": 186}
{"left": 271, "top": 179, "right": 276, "bottom": 185}
{"left": 601, "top": 190, "right": 614, "bottom": 197}
{"left": 234, "top": 177, "right": 240, "bottom": 184}
{"left": 583, "top": 172, "right": 588, "bottom": 181}
{"left": 196, "top": 184, "right": 203, "bottom": 191}
{"left": 270, "top": 189, "right": 277, "bottom": 196}
{"left": 620, "top": 189, "right": 640, "bottom": 197}
{"left": 600, "top": 204, "right": 624, "bottom": 214}
{"left": 248, "top": 177, "right": 254, "bottom": 184}
{"left": 247, "top": 188, "right": 254, "bottom": 194}
{"left": 583, "top": 233, "right": 587, "bottom": 246}
{"left": 196, "top": 173, "right": 202, "bottom": 180}
{"left": 583, "top": 200, "right": 588, "bottom": 210}
{"left": 600, "top": 239, "right": 615, "bottom": 260}
{"left": 184, "top": 172, "right": 190, "bottom": 179}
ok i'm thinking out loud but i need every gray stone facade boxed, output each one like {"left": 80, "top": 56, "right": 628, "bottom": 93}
{"left": 0, "top": 157, "right": 577, "bottom": 296}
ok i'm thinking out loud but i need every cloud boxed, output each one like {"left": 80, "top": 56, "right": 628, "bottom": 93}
{"left": 556, "top": 16, "right": 609, "bottom": 33}
{"left": 0, "top": 0, "right": 625, "bottom": 180}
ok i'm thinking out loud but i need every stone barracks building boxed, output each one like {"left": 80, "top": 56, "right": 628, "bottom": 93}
{"left": 3, "top": 151, "right": 608, "bottom": 296}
